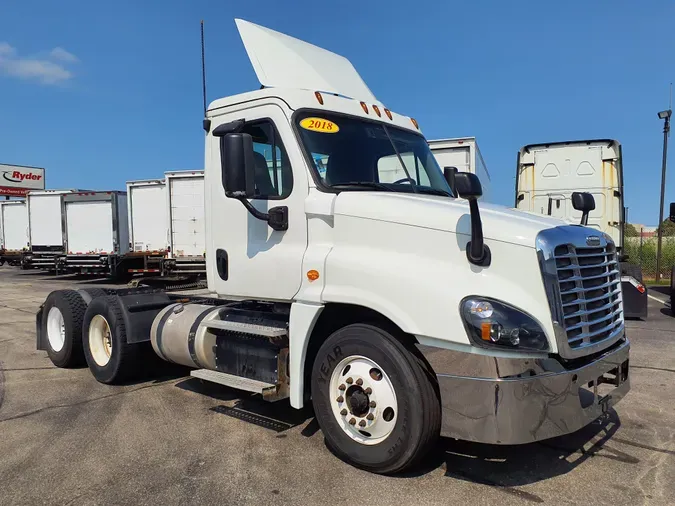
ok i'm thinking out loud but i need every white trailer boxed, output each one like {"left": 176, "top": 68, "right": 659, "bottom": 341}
{"left": 59, "top": 191, "right": 131, "bottom": 277}
{"left": 164, "top": 170, "right": 206, "bottom": 275}
{"left": 37, "top": 19, "right": 630, "bottom": 475}
{"left": 515, "top": 139, "right": 623, "bottom": 244}
{"left": 515, "top": 139, "right": 647, "bottom": 319}
{"left": 126, "top": 179, "right": 168, "bottom": 275}
{"left": 428, "top": 137, "right": 492, "bottom": 202}
{"left": 0, "top": 200, "right": 28, "bottom": 266}
{"left": 25, "top": 190, "right": 78, "bottom": 270}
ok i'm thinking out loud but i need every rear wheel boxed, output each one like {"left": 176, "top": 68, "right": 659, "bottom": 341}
{"left": 82, "top": 296, "right": 141, "bottom": 384}
{"left": 311, "top": 323, "right": 441, "bottom": 474}
{"left": 42, "top": 290, "right": 87, "bottom": 367}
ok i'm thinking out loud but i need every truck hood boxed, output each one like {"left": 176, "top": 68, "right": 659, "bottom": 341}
{"left": 333, "top": 192, "right": 567, "bottom": 248}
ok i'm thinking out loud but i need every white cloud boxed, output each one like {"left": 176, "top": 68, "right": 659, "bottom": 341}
{"left": 50, "top": 47, "right": 79, "bottom": 63}
{"left": 0, "top": 43, "right": 79, "bottom": 85}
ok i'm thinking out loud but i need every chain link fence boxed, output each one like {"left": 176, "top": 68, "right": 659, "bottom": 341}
{"left": 624, "top": 232, "right": 675, "bottom": 282}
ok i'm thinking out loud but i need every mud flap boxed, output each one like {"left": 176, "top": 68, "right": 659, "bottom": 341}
{"left": 36, "top": 306, "right": 46, "bottom": 351}
{"left": 621, "top": 276, "right": 648, "bottom": 319}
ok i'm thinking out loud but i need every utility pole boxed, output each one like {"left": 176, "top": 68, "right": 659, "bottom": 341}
{"left": 656, "top": 102, "right": 672, "bottom": 281}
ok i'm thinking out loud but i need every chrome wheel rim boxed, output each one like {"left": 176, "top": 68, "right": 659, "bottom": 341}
{"left": 46, "top": 307, "right": 66, "bottom": 352}
{"left": 328, "top": 355, "right": 398, "bottom": 445}
{"left": 89, "top": 315, "right": 113, "bottom": 366}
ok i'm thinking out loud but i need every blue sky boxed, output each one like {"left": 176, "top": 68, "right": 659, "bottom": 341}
{"left": 0, "top": 0, "right": 673, "bottom": 225}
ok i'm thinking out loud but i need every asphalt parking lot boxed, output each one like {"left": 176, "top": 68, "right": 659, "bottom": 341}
{"left": 1, "top": 267, "right": 674, "bottom": 506}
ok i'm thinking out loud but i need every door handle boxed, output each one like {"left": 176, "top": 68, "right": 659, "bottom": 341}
{"left": 216, "top": 249, "right": 228, "bottom": 280}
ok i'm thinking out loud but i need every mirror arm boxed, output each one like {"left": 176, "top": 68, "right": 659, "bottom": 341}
{"left": 580, "top": 211, "right": 589, "bottom": 226}
{"left": 237, "top": 198, "right": 288, "bottom": 231}
{"left": 466, "top": 198, "right": 491, "bottom": 267}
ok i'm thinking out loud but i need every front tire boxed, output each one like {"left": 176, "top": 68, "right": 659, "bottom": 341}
{"left": 311, "top": 323, "right": 441, "bottom": 474}
{"left": 82, "top": 296, "right": 141, "bottom": 384}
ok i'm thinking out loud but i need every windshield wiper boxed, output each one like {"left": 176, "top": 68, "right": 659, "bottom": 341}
{"left": 329, "top": 181, "right": 394, "bottom": 191}
{"left": 415, "top": 187, "right": 453, "bottom": 197}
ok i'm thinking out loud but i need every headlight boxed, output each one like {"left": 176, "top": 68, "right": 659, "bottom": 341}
{"left": 461, "top": 297, "right": 549, "bottom": 351}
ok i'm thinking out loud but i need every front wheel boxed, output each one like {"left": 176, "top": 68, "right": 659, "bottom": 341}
{"left": 311, "top": 323, "right": 441, "bottom": 474}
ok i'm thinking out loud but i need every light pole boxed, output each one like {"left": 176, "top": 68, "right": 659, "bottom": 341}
{"left": 656, "top": 108, "right": 671, "bottom": 280}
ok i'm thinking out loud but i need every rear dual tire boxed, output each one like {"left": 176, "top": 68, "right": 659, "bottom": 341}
{"left": 311, "top": 323, "right": 441, "bottom": 475}
{"left": 82, "top": 296, "right": 141, "bottom": 384}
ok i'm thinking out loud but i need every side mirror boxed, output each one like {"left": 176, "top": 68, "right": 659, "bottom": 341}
{"left": 455, "top": 172, "right": 490, "bottom": 267}
{"left": 455, "top": 172, "right": 483, "bottom": 199}
{"left": 221, "top": 133, "right": 255, "bottom": 199}
{"left": 571, "top": 192, "right": 595, "bottom": 226}
{"left": 669, "top": 202, "right": 675, "bottom": 223}
{"left": 443, "top": 167, "right": 458, "bottom": 193}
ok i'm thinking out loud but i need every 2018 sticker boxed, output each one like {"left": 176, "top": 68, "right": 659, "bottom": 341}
{"left": 300, "top": 117, "right": 339, "bottom": 133}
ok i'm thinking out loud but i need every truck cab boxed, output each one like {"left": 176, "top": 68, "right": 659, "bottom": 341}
{"left": 36, "top": 19, "right": 631, "bottom": 475}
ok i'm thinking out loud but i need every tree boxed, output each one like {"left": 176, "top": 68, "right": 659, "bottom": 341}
{"left": 659, "top": 219, "right": 675, "bottom": 237}
{"left": 625, "top": 223, "right": 640, "bottom": 237}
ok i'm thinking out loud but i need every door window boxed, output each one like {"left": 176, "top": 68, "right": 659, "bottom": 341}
{"left": 241, "top": 121, "right": 293, "bottom": 199}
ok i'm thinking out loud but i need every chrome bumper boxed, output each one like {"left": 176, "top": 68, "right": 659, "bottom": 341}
{"left": 417, "top": 339, "right": 630, "bottom": 445}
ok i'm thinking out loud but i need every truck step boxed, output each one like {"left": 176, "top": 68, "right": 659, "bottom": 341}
{"left": 201, "top": 319, "right": 287, "bottom": 338}
{"left": 190, "top": 369, "right": 288, "bottom": 401}
{"left": 191, "top": 369, "right": 275, "bottom": 393}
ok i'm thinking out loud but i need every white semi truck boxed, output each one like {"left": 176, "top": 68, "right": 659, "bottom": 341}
{"left": 36, "top": 20, "right": 630, "bottom": 474}
{"left": 515, "top": 140, "right": 647, "bottom": 318}
{"left": 428, "top": 137, "right": 492, "bottom": 202}
{"left": 0, "top": 200, "right": 28, "bottom": 266}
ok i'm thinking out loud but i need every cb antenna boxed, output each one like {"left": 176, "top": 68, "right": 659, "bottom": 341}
{"left": 201, "top": 20, "right": 210, "bottom": 132}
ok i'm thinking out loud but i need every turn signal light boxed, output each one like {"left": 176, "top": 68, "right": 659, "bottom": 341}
{"left": 307, "top": 270, "right": 320, "bottom": 281}
{"left": 481, "top": 322, "right": 492, "bottom": 341}
{"left": 360, "top": 101, "right": 369, "bottom": 114}
{"left": 315, "top": 91, "right": 324, "bottom": 105}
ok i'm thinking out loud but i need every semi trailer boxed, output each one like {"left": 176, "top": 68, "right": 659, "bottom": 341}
{"left": 56, "top": 191, "right": 133, "bottom": 277}
{"left": 36, "top": 19, "right": 630, "bottom": 474}
{"left": 163, "top": 170, "right": 206, "bottom": 275}
{"left": 0, "top": 200, "right": 28, "bottom": 266}
{"left": 127, "top": 179, "right": 168, "bottom": 275}
{"left": 23, "top": 189, "right": 78, "bottom": 270}
{"left": 516, "top": 140, "right": 647, "bottom": 319}
{"left": 428, "top": 137, "right": 492, "bottom": 202}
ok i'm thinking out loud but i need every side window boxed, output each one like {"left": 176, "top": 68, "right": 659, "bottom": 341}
{"left": 377, "top": 152, "right": 430, "bottom": 186}
{"left": 241, "top": 121, "right": 293, "bottom": 199}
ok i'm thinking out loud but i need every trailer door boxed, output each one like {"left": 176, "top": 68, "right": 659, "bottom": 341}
{"left": 66, "top": 201, "right": 114, "bottom": 254}
{"left": 169, "top": 176, "right": 205, "bottom": 257}
{"left": 130, "top": 184, "right": 167, "bottom": 252}
{"left": 3, "top": 203, "right": 28, "bottom": 251}
{"left": 29, "top": 194, "right": 64, "bottom": 247}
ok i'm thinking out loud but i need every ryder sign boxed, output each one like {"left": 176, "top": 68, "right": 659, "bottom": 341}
{"left": 0, "top": 164, "right": 45, "bottom": 196}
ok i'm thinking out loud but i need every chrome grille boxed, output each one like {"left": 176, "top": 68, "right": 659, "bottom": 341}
{"left": 536, "top": 227, "right": 625, "bottom": 359}
{"left": 554, "top": 244, "right": 623, "bottom": 347}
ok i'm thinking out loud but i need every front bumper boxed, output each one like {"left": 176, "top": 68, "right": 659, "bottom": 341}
{"left": 417, "top": 338, "right": 630, "bottom": 445}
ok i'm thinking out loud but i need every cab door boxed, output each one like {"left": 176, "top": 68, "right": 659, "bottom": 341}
{"left": 206, "top": 102, "right": 309, "bottom": 301}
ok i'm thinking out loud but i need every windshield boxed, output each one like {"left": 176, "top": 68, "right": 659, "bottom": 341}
{"left": 295, "top": 111, "right": 454, "bottom": 197}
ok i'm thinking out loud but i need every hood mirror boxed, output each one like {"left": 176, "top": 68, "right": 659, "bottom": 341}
{"left": 455, "top": 172, "right": 490, "bottom": 267}
{"left": 571, "top": 192, "right": 595, "bottom": 226}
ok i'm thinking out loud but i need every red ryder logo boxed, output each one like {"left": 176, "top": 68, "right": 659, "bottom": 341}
{"left": 0, "top": 163, "right": 45, "bottom": 196}
{"left": 3, "top": 171, "right": 43, "bottom": 183}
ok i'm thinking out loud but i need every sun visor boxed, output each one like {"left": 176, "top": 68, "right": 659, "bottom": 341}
{"left": 235, "top": 19, "right": 378, "bottom": 103}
